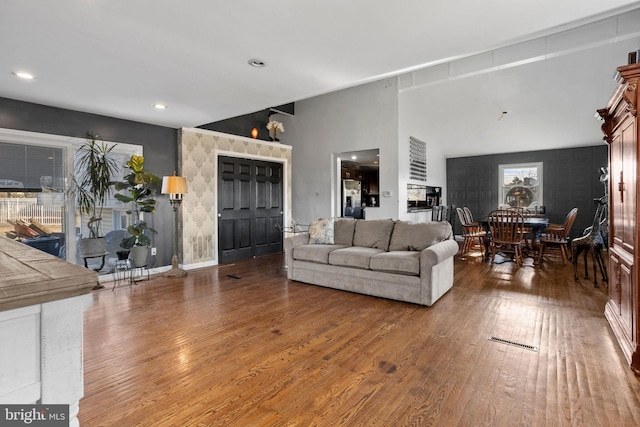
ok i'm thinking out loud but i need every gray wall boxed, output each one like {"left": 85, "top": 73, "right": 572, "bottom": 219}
{"left": 0, "top": 97, "right": 179, "bottom": 268}
{"left": 283, "top": 79, "right": 399, "bottom": 224}
{"left": 446, "top": 145, "right": 608, "bottom": 238}
{"left": 198, "top": 109, "right": 272, "bottom": 141}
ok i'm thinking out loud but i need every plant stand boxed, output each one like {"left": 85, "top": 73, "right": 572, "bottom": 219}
{"left": 129, "top": 264, "right": 149, "bottom": 283}
{"left": 112, "top": 259, "right": 133, "bottom": 290}
{"left": 81, "top": 252, "right": 109, "bottom": 290}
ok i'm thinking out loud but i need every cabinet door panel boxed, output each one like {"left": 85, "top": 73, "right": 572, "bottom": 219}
{"left": 610, "top": 252, "right": 622, "bottom": 315}
{"left": 610, "top": 131, "right": 624, "bottom": 248}
{"left": 620, "top": 260, "right": 633, "bottom": 337}
{"left": 620, "top": 119, "right": 637, "bottom": 254}
{"left": 610, "top": 250, "right": 634, "bottom": 344}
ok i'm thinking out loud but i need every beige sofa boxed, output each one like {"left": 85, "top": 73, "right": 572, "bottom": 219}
{"left": 284, "top": 218, "right": 458, "bottom": 306}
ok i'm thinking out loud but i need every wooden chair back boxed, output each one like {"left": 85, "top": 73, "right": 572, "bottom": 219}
{"left": 545, "top": 207, "right": 578, "bottom": 241}
{"left": 462, "top": 207, "right": 475, "bottom": 224}
{"left": 456, "top": 207, "right": 468, "bottom": 227}
{"left": 509, "top": 207, "right": 533, "bottom": 217}
{"left": 562, "top": 208, "right": 579, "bottom": 238}
{"left": 431, "top": 205, "right": 447, "bottom": 221}
{"left": 487, "top": 209, "right": 525, "bottom": 244}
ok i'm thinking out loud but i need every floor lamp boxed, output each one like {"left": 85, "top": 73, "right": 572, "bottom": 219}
{"left": 162, "top": 174, "right": 188, "bottom": 278}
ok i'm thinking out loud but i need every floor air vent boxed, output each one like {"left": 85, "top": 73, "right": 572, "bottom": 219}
{"left": 488, "top": 336, "right": 537, "bottom": 352}
{"left": 226, "top": 275, "right": 241, "bottom": 280}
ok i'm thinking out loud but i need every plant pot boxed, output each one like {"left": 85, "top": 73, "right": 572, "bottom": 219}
{"left": 116, "top": 250, "right": 130, "bottom": 260}
{"left": 78, "top": 237, "right": 107, "bottom": 257}
{"left": 129, "top": 245, "right": 149, "bottom": 267}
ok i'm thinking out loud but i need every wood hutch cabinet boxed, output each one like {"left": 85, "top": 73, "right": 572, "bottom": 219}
{"left": 598, "top": 62, "right": 640, "bottom": 374}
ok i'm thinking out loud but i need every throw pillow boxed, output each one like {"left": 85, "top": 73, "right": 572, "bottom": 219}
{"left": 334, "top": 217, "right": 356, "bottom": 246}
{"left": 308, "top": 218, "right": 335, "bottom": 244}
{"left": 352, "top": 219, "right": 396, "bottom": 251}
{"left": 388, "top": 220, "right": 453, "bottom": 251}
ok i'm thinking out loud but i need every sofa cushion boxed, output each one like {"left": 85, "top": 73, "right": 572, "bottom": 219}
{"left": 388, "top": 221, "right": 453, "bottom": 251}
{"left": 334, "top": 217, "right": 356, "bottom": 246}
{"left": 329, "top": 246, "right": 384, "bottom": 269}
{"left": 308, "top": 218, "right": 335, "bottom": 244}
{"left": 293, "top": 244, "right": 347, "bottom": 264}
{"left": 370, "top": 251, "right": 421, "bottom": 276}
{"left": 352, "top": 219, "right": 396, "bottom": 251}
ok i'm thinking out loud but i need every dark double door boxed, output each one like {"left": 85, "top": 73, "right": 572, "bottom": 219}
{"left": 218, "top": 156, "right": 284, "bottom": 263}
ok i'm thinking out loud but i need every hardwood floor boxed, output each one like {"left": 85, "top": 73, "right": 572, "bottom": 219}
{"left": 79, "top": 251, "right": 640, "bottom": 426}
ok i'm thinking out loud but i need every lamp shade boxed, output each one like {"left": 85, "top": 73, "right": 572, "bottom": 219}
{"left": 161, "top": 175, "right": 188, "bottom": 194}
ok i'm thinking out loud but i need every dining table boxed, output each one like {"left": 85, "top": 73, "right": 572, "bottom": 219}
{"left": 478, "top": 216, "right": 549, "bottom": 237}
{"left": 477, "top": 215, "right": 550, "bottom": 259}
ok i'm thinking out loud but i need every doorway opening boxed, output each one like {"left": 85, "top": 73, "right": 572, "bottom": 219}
{"left": 338, "top": 149, "right": 379, "bottom": 218}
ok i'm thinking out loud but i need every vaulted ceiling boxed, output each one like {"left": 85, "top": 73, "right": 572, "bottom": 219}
{"left": 2, "top": 0, "right": 639, "bottom": 138}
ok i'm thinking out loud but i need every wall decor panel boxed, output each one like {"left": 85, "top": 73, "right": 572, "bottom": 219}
{"left": 180, "top": 128, "right": 292, "bottom": 267}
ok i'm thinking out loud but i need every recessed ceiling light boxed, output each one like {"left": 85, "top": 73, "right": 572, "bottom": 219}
{"left": 351, "top": 155, "right": 357, "bottom": 160}
{"left": 154, "top": 103, "right": 167, "bottom": 110}
{"left": 13, "top": 71, "right": 35, "bottom": 80}
{"left": 248, "top": 58, "right": 266, "bottom": 68}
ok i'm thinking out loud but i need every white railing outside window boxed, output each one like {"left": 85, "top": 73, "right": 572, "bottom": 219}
{"left": 0, "top": 199, "right": 63, "bottom": 226}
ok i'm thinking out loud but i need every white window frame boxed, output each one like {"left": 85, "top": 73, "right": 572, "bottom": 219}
{"left": 0, "top": 128, "right": 141, "bottom": 263}
{"left": 498, "top": 162, "right": 543, "bottom": 209}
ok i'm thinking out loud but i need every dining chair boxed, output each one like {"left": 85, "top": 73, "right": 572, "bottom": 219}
{"left": 508, "top": 207, "right": 534, "bottom": 247}
{"left": 456, "top": 207, "right": 486, "bottom": 255}
{"left": 446, "top": 204, "right": 457, "bottom": 229}
{"left": 431, "top": 205, "right": 446, "bottom": 221}
{"left": 487, "top": 209, "right": 527, "bottom": 266}
{"left": 537, "top": 207, "right": 578, "bottom": 264}
{"left": 462, "top": 207, "right": 476, "bottom": 226}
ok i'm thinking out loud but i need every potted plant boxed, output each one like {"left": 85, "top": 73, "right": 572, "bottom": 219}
{"left": 67, "top": 133, "right": 119, "bottom": 258}
{"left": 266, "top": 120, "right": 284, "bottom": 141}
{"left": 119, "top": 220, "right": 156, "bottom": 266}
{"left": 114, "top": 154, "right": 161, "bottom": 267}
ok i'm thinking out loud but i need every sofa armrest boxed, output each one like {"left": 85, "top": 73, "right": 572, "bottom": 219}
{"left": 419, "top": 239, "right": 459, "bottom": 305}
{"left": 420, "top": 239, "right": 459, "bottom": 269}
{"left": 283, "top": 233, "right": 310, "bottom": 280}
{"left": 284, "top": 233, "right": 310, "bottom": 251}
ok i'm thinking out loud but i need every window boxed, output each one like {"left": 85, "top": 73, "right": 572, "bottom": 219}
{"left": 0, "top": 141, "right": 67, "bottom": 257}
{"left": 0, "top": 143, "right": 65, "bottom": 191}
{"left": 0, "top": 129, "right": 141, "bottom": 268}
{"left": 499, "top": 162, "right": 543, "bottom": 209}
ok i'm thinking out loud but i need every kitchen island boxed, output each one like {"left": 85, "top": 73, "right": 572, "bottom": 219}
{"left": 0, "top": 237, "right": 96, "bottom": 426}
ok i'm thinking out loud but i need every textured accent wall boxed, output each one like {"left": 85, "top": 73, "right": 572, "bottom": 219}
{"left": 446, "top": 145, "right": 608, "bottom": 238}
{"left": 180, "top": 128, "right": 292, "bottom": 266}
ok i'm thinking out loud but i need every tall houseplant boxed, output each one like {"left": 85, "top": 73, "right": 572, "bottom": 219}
{"left": 114, "top": 155, "right": 161, "bottom": 267}
{"left": 68, "top": 133, "right": 119, "bottom": 257}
